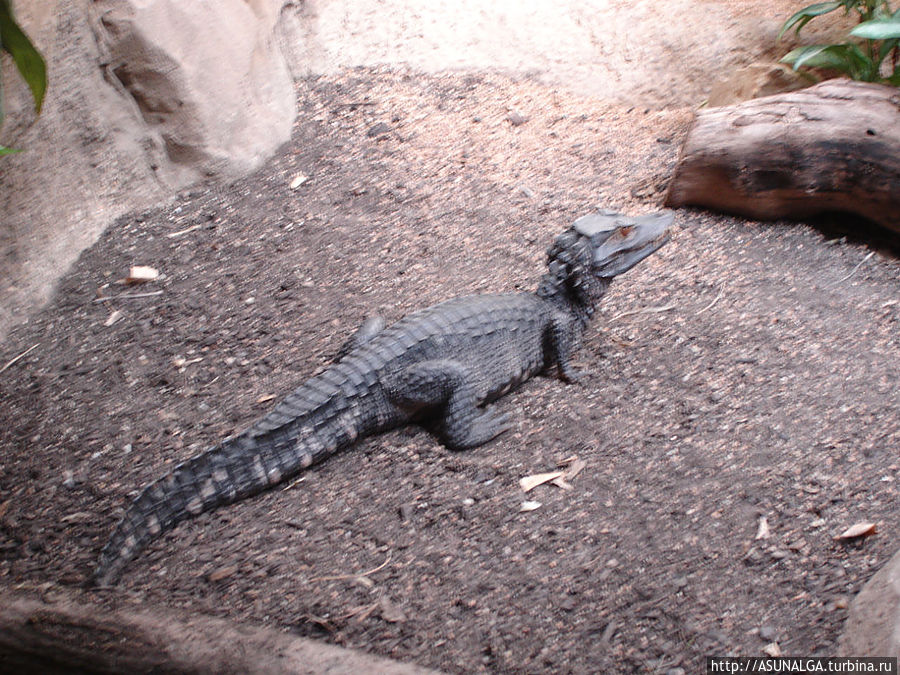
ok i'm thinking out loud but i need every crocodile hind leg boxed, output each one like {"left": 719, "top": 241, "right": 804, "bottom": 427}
{"left": 388, "top": 359, "right": 511, "bottom": 450}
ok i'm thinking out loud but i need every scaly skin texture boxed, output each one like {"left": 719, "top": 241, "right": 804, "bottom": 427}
{"left": 93, "top": 210, "right": 671, "bottom": 586}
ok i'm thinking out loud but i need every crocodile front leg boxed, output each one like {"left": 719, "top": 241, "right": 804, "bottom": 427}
{"left": 548, "top": 311, "right": 584, "bottom": 382}
{"left": 387, "top": 359, "right": 511, "bottom": 450}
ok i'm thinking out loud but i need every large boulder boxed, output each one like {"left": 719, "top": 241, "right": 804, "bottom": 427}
{"left": 840, "top": 548, "right": 900, "bottom": 658}
{"left": 90, "top": 0, "right": 296, "bottom": 183}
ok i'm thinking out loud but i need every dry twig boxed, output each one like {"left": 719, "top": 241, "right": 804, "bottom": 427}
{"left": 697, "top": 286, "right": 724, "bottom": 314}
{"left": 0, "top": 343, "right": 39, "bottom": 374}
{"left": 166, "top": 224, "right": 203, "bottom": 238}
{"left": 309, "top": 552, "right": 393, "bottom": 583}
{"left": 93, "top": 291, "right": 164, "bottom": 303}
{"left": 610, "top": 304, "right": 675, "bottom": 322}
{"left": 828, "top": 251, "right": 875, "bottom": 287}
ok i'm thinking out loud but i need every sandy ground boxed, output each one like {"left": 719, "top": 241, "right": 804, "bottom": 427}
{"left": 289, "top": 0, "right": 798, "bottom": 107}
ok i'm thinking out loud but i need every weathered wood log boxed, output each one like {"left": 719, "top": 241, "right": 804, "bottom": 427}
{"left": 0, "top": 591, "right": 437, "bottom": 675}
{"left": 665, "top": 79, "right": 900, "bottom": 235}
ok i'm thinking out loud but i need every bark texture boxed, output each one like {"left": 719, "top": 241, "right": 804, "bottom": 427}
{"left": 666, "top": 79, "right": 900, "bottom": 234}
{"left": 0, "top": 592, "right": 438, "bottom": 675}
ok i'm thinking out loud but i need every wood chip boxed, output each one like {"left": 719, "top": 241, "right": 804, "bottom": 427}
{"left": 104, "top": 310, "right": 123, "bottom": 327}
{"left": 560, "top": 457, "right": 586, "bottom": 480}
{"left": 519, "top": 471, "right": 564, "bottom": 492}
{"left": 550, "top": 477, "right": 574, "bottom": 490}
{"left": 124, "top": 266, "right": 159, "bottom": 284}
{"left": 207, "top": 565, "right": 238, "bottom": 582}
{"left": 835, "top": 522, "right": 877, "bottom": 541}
{"left": 520, "top": 500, "right": 542, "bottom": 512}
{"left": 256, "top": 394, "right": 276, "bottom": 404}
{"left": 755, "top": 516, "right": 770, "bottom": 540}
{"left": 764, "top": 642, "right": 783, "bottom": 657}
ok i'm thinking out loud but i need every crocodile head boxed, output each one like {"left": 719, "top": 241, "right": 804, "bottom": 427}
{"left": 573, "top": 210, "right": 672, "bottom": 279}
{"left": 537, "top": 209, "right": 671, "bottom": 313}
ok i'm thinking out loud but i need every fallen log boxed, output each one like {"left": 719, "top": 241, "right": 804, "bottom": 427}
{"left": 665, "top": 79, "right": 900, "bottom": 235}
{"left": 0, "top": 591, "right": 437, "bottom": 675}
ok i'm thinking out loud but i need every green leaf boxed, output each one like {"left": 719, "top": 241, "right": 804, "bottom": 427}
{"left": 0, "top": 144, "right": 22, "bottom": 155}
{"left": 781, "top": 43, "right": 877, "bottom": 79}
{"left": 0, "top": 0, "right": 47, "bottom": 113}
{"left": 779, "top": 2, "right": 843, "bottom": 39}
{"left": 851, "top": 17, "right": 900, "bottom": 39}
{"left": 876, "top": 36, "right": 899, "bottom": 63}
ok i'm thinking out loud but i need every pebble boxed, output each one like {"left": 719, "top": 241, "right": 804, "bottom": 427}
{"left": 366, "top": 122, "right": 392, "bottom": 138}
{"left": 506, "top": 111, "right": 528, "bottom": 126}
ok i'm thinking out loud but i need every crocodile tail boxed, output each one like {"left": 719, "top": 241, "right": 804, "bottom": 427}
{"left": 92, "top": 380, "right": 365, "bottom": 586}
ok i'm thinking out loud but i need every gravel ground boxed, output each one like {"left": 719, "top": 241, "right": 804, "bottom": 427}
{"left": 1, "top": 69, "right": 898, "bottom": 673}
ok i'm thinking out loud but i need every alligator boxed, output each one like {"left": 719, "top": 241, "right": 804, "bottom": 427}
{"left": 92, "top": 210, "right": 671, "bottom": 586}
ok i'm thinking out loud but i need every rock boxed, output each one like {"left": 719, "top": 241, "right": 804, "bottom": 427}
{"left": 91, "top": 0, "right": 296, "bottom": 183}
{"left": 506, "top": 111, "right": 528, "bottom": 126}
{"left": 839, "top": 547, "right": 900, "bottom": 659}
{"left": 707, "top": 62, "right": 809, "bottom": 107}
{"left": 366, "top": 122, "right": 393, "bottom": 138}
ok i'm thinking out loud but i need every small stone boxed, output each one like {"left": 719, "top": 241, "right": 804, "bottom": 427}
{"left": 759, "top": 625, "right": 776, "bottom": 641}
{"left": 366, "top": 122, "right": 392, "bottom": 138}
{"left": 506, "top": 111, "right": 528, "bottom": 126}
{"left": 379, "top": 596, "right": 406, "bottom": 623}
{"left": 707, "top": 629, "right": 729, "bottom": 645}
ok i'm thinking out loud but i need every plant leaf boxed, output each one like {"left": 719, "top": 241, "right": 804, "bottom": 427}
{"left": 0, "top": 0, "right": 47, "bottom": 113}
{"left": 782, "top": 43, "right": 876, "bottom": 79}
{"left": 877, "top": 36, "right": 899, "bottom": 64}
{"left": 779, "top": 2, "right": 843, "bottom": 39}
{"left": 0, "top": 145, "right": 22, "bottom": 155}
{"left": 851, "top": 17, "right": 900, "bottom": 40}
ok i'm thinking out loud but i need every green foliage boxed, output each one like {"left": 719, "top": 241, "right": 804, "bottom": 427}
{"left": 0, "top": 0, "right": 47, "bottom": 153}
{"left": 779, "top": 0, "right": 900, "bottom": 85}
